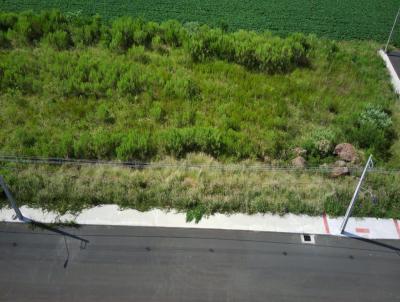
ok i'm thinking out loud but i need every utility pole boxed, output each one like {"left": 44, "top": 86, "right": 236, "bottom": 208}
{"left": 339, "top": 155, "right": 374, "bottom": 234}
{"left": 0, "top": 175, "right": 24, "bottom": 221}
{"left": 385, "top": 6, "right": 400, "bottom": 52}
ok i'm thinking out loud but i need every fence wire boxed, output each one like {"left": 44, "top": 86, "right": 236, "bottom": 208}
{"left": 0, "top": 154, "right": 399, "bottom": 175}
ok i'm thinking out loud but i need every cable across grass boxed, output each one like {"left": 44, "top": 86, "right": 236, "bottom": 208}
{"left": 1, "top": 154, "right": 399, "bottom": 220}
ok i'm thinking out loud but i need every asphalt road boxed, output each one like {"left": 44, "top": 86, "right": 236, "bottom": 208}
{"left": 388, "top": 50, "right": 400, "bottom": 78}
{"left": 0, "top": 222, "right": 399, "bottom": 302}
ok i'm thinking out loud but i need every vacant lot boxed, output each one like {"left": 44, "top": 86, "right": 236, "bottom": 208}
{"left": 1, "top": 1, "right": 400, "bottom": 45}
{"left": 0, "top": 11, "right": 399, "bottom": 219}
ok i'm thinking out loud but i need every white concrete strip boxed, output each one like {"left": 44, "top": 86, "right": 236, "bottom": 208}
{"left": 327, "top": 216, "right": 399, "bottom": 239}
{"left": 379, "top": 49, "right": 400, "bottom": 94}
{"left": 0, "top": 205, "right": 399, "bottom": 239}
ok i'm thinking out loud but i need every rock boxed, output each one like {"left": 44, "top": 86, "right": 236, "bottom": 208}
{"left": 292, "top": 156, "right": 306, "bottom": 168}
{"left": 293, "top": 147, "right": 307, "bottom": 156}
{"left": 331, "top": 166, "right": 350, "bottom": 178}
{"left": 334, "top": 143, "right": 357, "bottom": 162}
{"left": 334, "top": 160, "right": 347, "bottom": 167}
{"left": 263, "top": 156, "right": 272, "bottom": 164}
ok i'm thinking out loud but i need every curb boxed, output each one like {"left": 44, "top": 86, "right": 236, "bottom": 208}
{"left": 1, "top": 205, "right": 399, "bottom": 240}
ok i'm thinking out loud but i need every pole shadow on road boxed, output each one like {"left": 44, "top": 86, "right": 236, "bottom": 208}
{"left": 342, "top": 231, "right": 400, "bottom": 255}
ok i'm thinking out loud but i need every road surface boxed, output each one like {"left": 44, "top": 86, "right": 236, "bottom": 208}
{"left": 388, "top": 50, "right": 400, "bottom": 78}
{"left": 0, "top": 222, "right": 399, "bottom": 302}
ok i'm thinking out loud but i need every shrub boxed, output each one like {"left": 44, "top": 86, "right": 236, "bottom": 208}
{"left": 0, "top": 12, "right": 18, "bottom": 31}
{"left": 43, "top": 30, "right": 71, "bottom": 50}
{"left": 73, "top": 132, "right": 94, "bottom": 158}
{"left": 164, "top": 72, "right": 200, "bottom": 100}
{"left": 187, "top": 26, "right": 311, "bottom": 73}
{"left": 116, "top": 131, "right": 154, "bottom": 160}
{"left": 149, "top": 102, "right": 166, "bottom": 123}
{"left": 117, "top": 67, "right": 147, "bottom": 96}
{"left": 348, "top": 105, "right": 395, "bottom": 158}
{"left": 0, "top": 31, "right": 11, "bottom": 48}
{"left": 301, "top": 128, "right": 337, "bottom": 158}
{"left": 10, "top": 12, "right": 44, "bottom": 46}
{"left": 0, "top": 52, "right": 39, "bottom": 93}
{"left": 110, "top": 17, "right": 157, "bottom": 51}
{"left": 70, "top": 15, "right": 103, "bottom": 46}
{"left": 159, "top": 20, "right": 186, "bottom": 47}
{"left": 223, "top": 129, "right": 259, "bottom": 159}
{"left": 91, "top": 130, "right": 122, "bottom": 159}
{"left": 160, "top": 127, "right": 224, "bottom": 158}
{"left": 95, "top": 104, "right": 115, "bottom": 124}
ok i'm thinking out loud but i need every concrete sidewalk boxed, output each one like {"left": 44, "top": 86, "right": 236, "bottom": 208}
{"left": 1, "top": 205, "right": 399, "bottom": 240}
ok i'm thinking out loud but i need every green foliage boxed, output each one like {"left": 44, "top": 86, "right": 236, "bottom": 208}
{"left": 109, "top": 17, "right": 156, "bottom": 51}
{"left": 164, "top": 72, "right": 200, "bottom": 100}
{"left": 187, "top": 27, "right": 311, "bottom": 73}
{"left": 348, "top": 105, "right": 395, "bottom": 158}
{"left": 160, "top": 127, "right": 224, "bottom": 158}
{"left": 42, "top": 30, "right": 71, "bottom": 50}
{"left": 301, "top": 128, "right": 337, "bottom": 158}
{"left": 186, "top": 204, "right": 206, "bottom": 223}
{"left": 0, "top": 51, "right": 39, "bottom": 93}
{"left": 116, "top": 130, "right": 154, "bottom": 160}
{"left": 0, "top": 11, "right": 398, "bottom": 166}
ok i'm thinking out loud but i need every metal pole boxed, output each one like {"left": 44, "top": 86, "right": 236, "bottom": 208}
{"left": 339, "top": 155, "right": 374, "bottom": 234}
{"left": 385, "top": 6, "right": 400, "bottom": 52}
{"left": 0, "top": 175, "right": 23, "bottom": 221}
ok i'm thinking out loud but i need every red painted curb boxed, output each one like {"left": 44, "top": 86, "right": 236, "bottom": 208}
{"left": 393, "top": 219, "right": 400, "bottom": 239}
{"left": 355, "top": 227, "right": 370, "bottom": 234}
{"left": 322, "top": 213, "right": 330, "bottom": 234}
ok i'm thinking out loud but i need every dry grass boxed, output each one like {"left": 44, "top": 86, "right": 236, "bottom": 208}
{"left": 2, "top": 153, "right": 398, "bottom": 220}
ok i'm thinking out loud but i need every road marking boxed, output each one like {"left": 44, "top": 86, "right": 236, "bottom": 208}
{"left": 355, "top": 227, "right": 370, "bottom": 234}
{"left": 393, "top": 219, "right": 400, "bottom": 239}
{"left": 322, "top": 213, "right": 330, "bottom": 234}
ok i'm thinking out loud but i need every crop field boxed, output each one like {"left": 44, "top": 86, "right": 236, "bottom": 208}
{"left": 1, "top": 0, "right": 400, "bottom": 45}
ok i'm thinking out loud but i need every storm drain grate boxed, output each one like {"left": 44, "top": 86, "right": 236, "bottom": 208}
{"left": 301, "top": 234, "right": 315, "bottom": 244}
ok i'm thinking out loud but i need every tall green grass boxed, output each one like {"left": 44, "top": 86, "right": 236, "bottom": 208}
{"left": 0, "top": 11, "right": 398, "bottom": 166}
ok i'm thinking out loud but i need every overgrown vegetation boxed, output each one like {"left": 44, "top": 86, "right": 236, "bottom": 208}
{"left": 0, "top": 155, "right": 399, "bottom": 220}
{"left": 1, "top": 1, "right": 400, "bottom": 46}
{"left": 0, "top": 11, "right": 399, "bottom": 219}
{"left": 0, "top": 11, "right": 398, "bottom": 166}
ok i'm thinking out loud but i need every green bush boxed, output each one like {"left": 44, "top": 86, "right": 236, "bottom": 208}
{"left": 301, "top": 128, "right": 337, "bottom": 158}
{"left": 43, "top": 30, "right": 71, "bottom": 50}
{"left": 160, "top": 127, "right": 224, "bottom": 158}
{"left": 164, "top": 72, "right": 200, "bottom": 100}
{"left": 117, "top": 67, "right": 147, "bottom": 96}
{"left": 0, "top": 31, "right": 11, "bottom": 48}
{"left": 109, "top": 17, "right": 157, "bottom": 51}
{"left": 95, "top": 103, "right": 115, "bottom": 124}
{"left": 187, "top": 26, "right": 311, "bottom": 73}
{"left": 116, "top": 130, "right": 154, "bottom": 160}
{"left": 348, "top": 105, "right": 395, "bottom": 158}
{"left": 91, "top": 130, "right": 122, "bottom": 159}
{"left": 0, "top": 52, "right": 39, "bottom": 93}
{"left": 159, "top": 20, "right": 186, "bottom": 47}
{"left": 70, "top": 15, "right": 103, "bottom": 46}
{"left": 9, "top": 12, "right": 44, "bottom": 46}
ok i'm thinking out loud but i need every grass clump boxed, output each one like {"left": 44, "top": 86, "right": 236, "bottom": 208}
{"left": 1, "top": 155, "right": 399, "bottom": 219}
